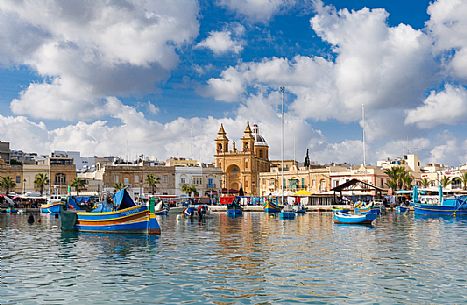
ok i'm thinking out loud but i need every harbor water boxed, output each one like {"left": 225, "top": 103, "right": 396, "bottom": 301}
{"left": 1, "top": 212, "right": 466, "bottom": 304}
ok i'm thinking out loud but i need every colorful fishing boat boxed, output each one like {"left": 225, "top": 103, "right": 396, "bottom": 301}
{"left": 264, "top": 200, "right": 280, "bottom": 213}
{"left": 227, "top": 197, "right": 242, "bottom": 217}
{"left": 60, "top": 189, "right": 161, "bottom": 235}
{"left": 333, "top": 211, "right": 378, "bottom": 225}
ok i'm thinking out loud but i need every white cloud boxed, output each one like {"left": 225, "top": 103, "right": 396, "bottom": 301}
{"left": 0, "top": 115, "right": 50, "bottom": 153}
{"left": 427, "top": 0, "right": 467, "bottom": 81}
{"left": 405, "top": 85, "right": 467, "bottom": 128}
{"left": 217, "top": 0, "right": 295, "bottom": 23}
{"left": 429, "top": 133, "right": 467, "bottom": 166}
{"left": 375, "top": 138, "right": 431, "bottom": 161}
{"left": 205, "top": 4, "right": 436, "bottom": 123}
{"left": 0, "top": 0, "right": 199, "bottom": 120}
{"left": 147, "top": 102, "right": 159, "bottom": 115}
{"left": 196, "top": 24, "right": 245, "bottom": 55}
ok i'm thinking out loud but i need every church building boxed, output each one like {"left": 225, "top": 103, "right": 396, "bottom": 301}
{"left": 214, "top": 123, "right": 270, "bottom": 195}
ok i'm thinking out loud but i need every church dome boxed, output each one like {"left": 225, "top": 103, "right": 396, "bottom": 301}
{"left": 252, "top": 124, "right": 268, "bottom": 146}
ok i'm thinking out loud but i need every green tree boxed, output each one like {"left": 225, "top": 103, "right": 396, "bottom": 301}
{"left": 34, "top": 173, "right": 49, "bottom": 196}
{"left": 71, "top": 177, "right": 86, "bottom": 196}
{"left": 146, "top": 174, "right": 160, "bottom": 195}
{"left": 461, "top": 172, "right": 467, "bottom": 191}
{"left": 420, "top": 178, "right": 431, "bottom": 188}
{"left": 384, "top": 166, "right": 411, "bottom": 191}
{"left": 181, "top": 184, "right": 197, "bottom": 197}
{"left": 402, "top": 174, "right": 413, "bottom": 190}
{"left": 0, "top": 176, "right": 16, "bottom": 194}
{"left": 114, "top": 182, "right": 125, "bottom": 191}
{"left": 440, "top": 176, "right": 451, "bottom": 188}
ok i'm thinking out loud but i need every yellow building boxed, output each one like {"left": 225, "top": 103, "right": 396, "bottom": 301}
{"left": 214, "top": 123, "right": 270, "bottom": 195}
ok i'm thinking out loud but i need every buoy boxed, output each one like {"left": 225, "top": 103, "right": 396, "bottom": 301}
{"left": 28, "top": 213, "right": 35, "bottom": 224}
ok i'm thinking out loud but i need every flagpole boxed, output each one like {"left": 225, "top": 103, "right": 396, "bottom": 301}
{"left": 362, "top": 104, "right": 366, "bottom": 166}
{"left": 280, "top": 86, "right": 285, "bottom": 206}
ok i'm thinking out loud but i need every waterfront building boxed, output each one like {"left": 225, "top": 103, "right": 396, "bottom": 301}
{"left": 214, "top": 123, "right": 270, "bottom": 195}
{"left": 53, "top": 150, "right": 96, "bottom": 172}
{"left": 0, "top": 158, "right": 23, "bottom": 193}
{"left": 10, "top": 150, "right": 37, "bottom": 164}
{"left": 102, "top": 161, "right": 176, "bottom": 197}
{"left": 329, "top": 165, "right": 389, "bottom": 195}
{"left": 174, "top": 163, "right": 223, "bottom": 197}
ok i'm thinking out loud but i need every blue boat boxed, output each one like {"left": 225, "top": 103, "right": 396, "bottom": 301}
{"left": 60, "top": 189, "right": 161, "bottom": 235}
{"left": 40, "top": 202, "right": 64, "bottom": 214}
{"left": 396, "top": 206, "right": 409, "bottom": 213}
{"left": 414, "top": 197, "right": 467, "bottom": 216}
{"left": 227, "top": 197, "right": 242, "bottom": 217}
{"left": 333, "top": 211, "right": 378, "bottom": 225}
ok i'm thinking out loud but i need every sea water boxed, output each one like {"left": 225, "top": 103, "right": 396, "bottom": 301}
{"left": 1, "top": 212, "right": 466, "bottom": 304}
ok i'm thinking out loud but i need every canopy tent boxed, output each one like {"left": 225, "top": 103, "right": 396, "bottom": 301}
{"left": 294, "top": 190, "right": 312, "bottom": 196}
{"left": 331, "top": 178, "right": 384, "bottom": 204}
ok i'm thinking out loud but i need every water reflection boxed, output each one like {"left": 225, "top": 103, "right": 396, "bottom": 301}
{"left": 1, "top": 212, "right": 466, "bottom": 304}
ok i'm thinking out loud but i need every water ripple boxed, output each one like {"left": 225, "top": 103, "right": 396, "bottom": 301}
{"left": 1, "top": 212, "right": 466, "bottom": 304}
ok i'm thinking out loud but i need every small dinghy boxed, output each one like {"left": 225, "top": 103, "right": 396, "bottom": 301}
{"left": 333, "top": 211, "right": 377, "bottom": 225}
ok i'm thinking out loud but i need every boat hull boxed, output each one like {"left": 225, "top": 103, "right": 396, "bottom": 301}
{"left": 333, "top": 212, "right": 377, "bottom": 224}
{"left": 40, "top": 202, "right": 63, "bottom": 214}
{"left": 414, "top": 205, "right": 467, "bottom": 216}
{"left": 62, "top": 205, "right": 161, "bottom": 235}
{"left": 396, "top": 206, "right": 408, "bottom": 213}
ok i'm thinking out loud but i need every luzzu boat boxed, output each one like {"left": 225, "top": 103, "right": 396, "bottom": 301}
{"left": 60, "top": 189, "right": 161, "bottom": 235}
{"left": 396, "top": 205, "right": 409, "bottom": 213}
{"left": 333, "top": 211, "right": 378, "bottom": 225}
{"left": 264, "top": 200, "right": 280, "bottom": 213}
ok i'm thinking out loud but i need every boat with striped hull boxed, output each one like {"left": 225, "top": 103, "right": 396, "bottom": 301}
{"left": 60, "top": 189, "right": 161, "bottom": 235}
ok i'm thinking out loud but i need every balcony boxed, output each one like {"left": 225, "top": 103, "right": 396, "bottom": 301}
{"left": 207, "top": 184, "right": 216, "bottom": 189}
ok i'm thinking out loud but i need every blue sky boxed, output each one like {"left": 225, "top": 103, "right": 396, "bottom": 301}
{"left": 0, "top": 0, "right": 466, "bottom": 166}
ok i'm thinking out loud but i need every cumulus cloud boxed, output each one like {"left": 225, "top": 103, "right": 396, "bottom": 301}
{"left": 405, "top": 85, "right": 467, "bottom": 128}
{"left": 0, "top": 0, "right": 199, "bottom": 121}
{"left": 196, "top": 24, "right": 245, "bottom": 55}
{"left": 427, "top": 0, "right": 467, "bottom": 81}
{"left": 217, "top": 0, "right": 295, "bottom": 23}
{"left": 205, "top": 4, "right": 436, "bottom": 122}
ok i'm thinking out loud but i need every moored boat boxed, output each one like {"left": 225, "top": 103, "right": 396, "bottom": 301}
{"left": 414, "top": 196, "right": 467, "bottom": 216}
{"left": 333, "top": 211, "right": 377, "bottom": 225}
{"left": 264, "top": 200, "right": 280, "bottom": 213}
{"left": 396, "top": 205, "right": 408, "bottom": 213}
{"left": 279, "top": 205, "right": 296, "bottom": 220}
{"left": 226, "top": 197, "right": 242, "bottom": 217}
{"left": 60, "top": 189, "right": 161, "bottom": 235}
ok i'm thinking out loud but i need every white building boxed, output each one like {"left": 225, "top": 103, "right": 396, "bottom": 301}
{"left": 175, "top": 163, "right": 223, "bottom": 197}
{"left": 53, "top": 150, "right": 96, "bottom": 172}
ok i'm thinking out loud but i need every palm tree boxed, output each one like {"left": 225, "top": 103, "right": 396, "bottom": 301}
{"left": 34, "top": 173, "right": 49, "bottom": 196}
{"left": 181, "top": 184, "right": 197, "bottom": 197}
{"left": 114, "top": 182, "right": 125, "bottom": 191}
{"left": 71, "top": 177, "right": 86, "bottom": 196}
{"left": 420, "top": 178, "right": 431, "bottom": 188}
{"left": 384, "top": 166, "right": 410, "bottom": 191}
{"left": 440, "top": 176, "right": 451, "bottom": 188}
{"left": 146, "top": 174, "right": 160, "bottom": 195}
{"left": 461, "top": 172, "right": 467, "bottom": 191}
{"left": 402, "top": 174, "right": 413, "bottom": 190}
{"left": 0, "top": 176, "right": 16, "bottom": 194}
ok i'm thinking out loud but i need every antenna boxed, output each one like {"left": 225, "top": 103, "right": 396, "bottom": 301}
{"left": 362, "top": 104, "right": 366, "bottom": 166}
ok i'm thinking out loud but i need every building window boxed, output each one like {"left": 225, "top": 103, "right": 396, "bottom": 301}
{"left": 115, "top": 175, "right": 119, "bottom": 183}
{"left": 135, "top": 175, "right": 140, "bottom": 183}
{"left": 208, "top": 178, "right": 214, "bottom": 188}
{"left": 16, "top": 176, "right": 21, "bottom": 184}
{"left": 193, "top": 177, "right": 202, "bottom": 185}
{"left": 181, "top": 177, "right": 186, "bottom": 184}
{"left": 301, "top": 178, "right": 305, "bottom": 188}
{"left": 259, "top": 150, "right": 263, "bottom": 158}
{"left": 162, "top": 175, "right": 168, "bottom": 184}
{"left": 55, "top": 173, "right": 66, "bottom": 185}
{"left": 124, "top": 177, "right": 129, "bottom": 185}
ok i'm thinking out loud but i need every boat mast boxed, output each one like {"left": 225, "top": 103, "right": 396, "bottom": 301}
{"left": 362, "top": 104, "right": 366, "bottom": 166}
{"left": 280, "top": 86, "right": 285, "bottom": 205}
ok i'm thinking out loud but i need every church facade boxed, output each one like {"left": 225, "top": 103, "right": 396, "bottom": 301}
{"left": 214, "top": 123, "right": 270, "bottom": 196}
